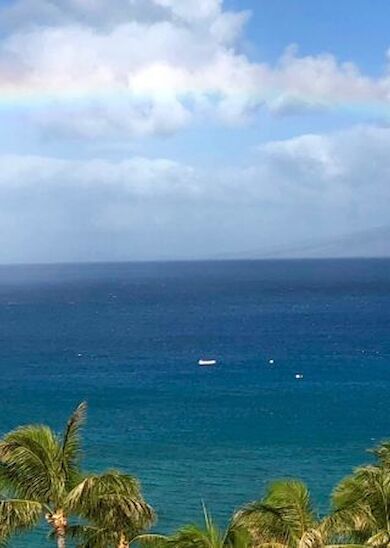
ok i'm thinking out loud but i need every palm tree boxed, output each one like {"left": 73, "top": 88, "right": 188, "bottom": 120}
{"left": 0, "top": 402, "right": 154, "bottom": 547}
{"left": 234, "top": 480, "right": 363, "bottom": 548}
{"left": 332, "top": 460, "right": 390, "bottom": 548}
{"left": 0, "top": 402, "right": 87, "bottom": 547}
{"left": 234, "top": 480, "right": 319, "bottom": 548}
{"left": 139, "top": 504, "right": 250, "bottom": 547}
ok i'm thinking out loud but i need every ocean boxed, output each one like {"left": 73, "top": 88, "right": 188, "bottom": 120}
{"left": 0, "top": 259, "right": 389, "bottom": 546}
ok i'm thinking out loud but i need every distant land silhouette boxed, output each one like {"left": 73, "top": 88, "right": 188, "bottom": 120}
{"left": 213, "top": 225, "right": 390, "bottom": 260}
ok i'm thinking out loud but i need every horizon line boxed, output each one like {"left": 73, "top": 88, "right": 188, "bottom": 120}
{"left": 0, "top": 254, "right": 389, "bottom": 269}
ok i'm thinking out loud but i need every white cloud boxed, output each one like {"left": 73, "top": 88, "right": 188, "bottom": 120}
{"left": 153, "top": 0, "right": 222, "bottom": 21}
{"left": 0, "top": 0, "right": 231, "bottom": 30}
{"left": 267, "top": 45, "right": 385, "bottom": 114}
{"left": 0, "top": 0, "right": 168, "bottom": 30}
{"left": 0, "top": 4, "right": 257, "bottom": 137}
{"left": 3, "top": 0, "right": 390, "bottom": 139}
{"left": 0, "top": 125, "right": 389, "bottom": 262}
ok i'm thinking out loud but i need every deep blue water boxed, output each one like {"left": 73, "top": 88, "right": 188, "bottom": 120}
{"left": 1, "top": 259, "right": 390, "bottom": 546}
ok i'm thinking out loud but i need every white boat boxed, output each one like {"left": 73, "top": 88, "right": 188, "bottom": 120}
{"left": 198, "top": 359, "right": 217, "bottom": 367}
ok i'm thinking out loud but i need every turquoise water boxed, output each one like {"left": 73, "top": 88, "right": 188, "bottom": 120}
{"left": 1, "top": 259, "right": 390, "bottom": 546}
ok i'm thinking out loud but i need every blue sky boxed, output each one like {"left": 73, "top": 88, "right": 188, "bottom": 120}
{"left": 0, "top": 0, "right": 389, "bottom": 262}
{"left": 231, "top": 0, "right": 390, "bottom": 74}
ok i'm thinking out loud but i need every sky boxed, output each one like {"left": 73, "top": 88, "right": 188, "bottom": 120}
{"left": 1, "top": 0, "right": 390, "bottom": 263}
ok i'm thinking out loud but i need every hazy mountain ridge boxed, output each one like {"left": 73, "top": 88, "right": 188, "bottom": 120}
{"left": 215, "top": 225, "right": 390, "bottom": 260}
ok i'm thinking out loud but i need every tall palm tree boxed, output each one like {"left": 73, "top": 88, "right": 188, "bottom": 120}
{"left": 139, "top": 504, "right": 250, "bottom": 548}
{"left": 0, "top": 402, "right": 87, "bottom": 547}
{"left": 0, "top": 402, "right": 154, "bottom": 548}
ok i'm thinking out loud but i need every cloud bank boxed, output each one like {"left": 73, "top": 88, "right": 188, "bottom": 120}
{"left": 0, "top": 125, "right": 389, "bottom": 262}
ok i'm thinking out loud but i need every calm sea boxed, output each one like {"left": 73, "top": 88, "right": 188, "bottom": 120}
{"left": 1, "top": 259, "right": 389, "bottom": 546}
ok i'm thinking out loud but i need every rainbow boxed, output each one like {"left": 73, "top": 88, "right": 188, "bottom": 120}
{"left": 0, "top": 85, "right": 389, "bottom": 118}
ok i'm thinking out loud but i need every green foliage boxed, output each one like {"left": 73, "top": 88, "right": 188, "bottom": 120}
{"left": 331, "top": 443, "right": 390, "bottom": 548}
{"left": 0, "top": 498, "right": 42, "bottom": 542}
{"left": 0, "top": 403, "right": 88, "bottom": 544}
{"left": 0, "top": 402, "right": 87, "bottom": 507}
{"left": 233, "top": 480, "right": 318, "bottom": 548}
{"left": 61, "top": 401, "right": 87, "bottom": 487}
{"left": 1, "top": 405, "right": 390, "bottom": 548}
{"left": 0, "top": 402, "right": 154, "bottom": 547}
{"left": 67, "top": 471, "right": 155, "bottom": 547}
{"left": 141, "top": 504, "right": 251, "bottom": 548}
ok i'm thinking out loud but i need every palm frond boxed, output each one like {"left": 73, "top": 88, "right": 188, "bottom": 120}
{"left": 224, "top": 523, "right": 252, "bottom": 548}
{"left": 161, "top": 506, "right": 251, "bottom": 548}
{"left": 66, "top": 472, "right": 155, "bottom": 532}
{"left": 249, "top": 541, "right": 289, "bottom": 548}
{"left": 68, "top": 526, "right": 166, "bottom": 548}
{"left": 133, "top": 533, "right": 171, "bottom": 547}
{"left": 366, "top": 531, "right": 390, "bottom": 547}
{"left": 332, "top": 462, "right": 390, "bottom": 546}
{"left": 234, "top": 480, "right": 317, "bottom": 548}
{"left": 66, "top": 523, "right": 116, "bottom": 548}
{"left": 61, "top": 402, "right": 87, "bottom": 484}
{"left": 298, "top": 528, "right": 324, "bottom": 548}
{"left": 0, "top": 425, "right": 63, "bottom": 503}
{"left": 370, "top": 442, "right": 390, "bottom": 467}
{"left": 326, "top": 544, "right": 369, "bottom": 548}
{"left": 169, "top": 522, "right": 217, "bottom": 547}
{"left": 0, "top": 499, "right": 42, "bottom": 539}
{"left": 234, "top": 500, "right": 290, "bottom": 546}
{"left": 265, "top": 481, "right": 316, "bottom": 538}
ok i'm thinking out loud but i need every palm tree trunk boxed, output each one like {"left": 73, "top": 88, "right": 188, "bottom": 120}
{"left": 55, "top": 529, "right": 66, "bottom": 548}
{"left": 118, "top": 532, "right": 129, "bottom": 548}
{"left": 46, "top": 510, "right": 67, "bottom": 548}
